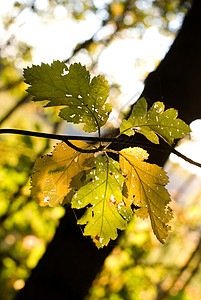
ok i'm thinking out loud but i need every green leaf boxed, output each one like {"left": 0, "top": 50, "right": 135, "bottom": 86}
{"left": 24, "top": 61, "right": 111, "bottom": 132}
{"left": 24, "top": 60, "right": 68, "bottom": 103}
{"left": 71, "top": 156, "right": 132, "bottom": 248}
{"left": 120, "top": 97, "right": 190, "bottom": 144}
{"left": 120, "top": 147, "right": 173, "bottom": 244}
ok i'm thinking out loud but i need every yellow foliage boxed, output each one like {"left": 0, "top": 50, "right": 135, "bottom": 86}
{"left": 110, "top": 3, "right": 124, "bottom": 17}
{"left": 31, "top": 141, "right": 94, "bottom": 207}
{"left": 120, "top": 147, "right": 173, "bottom": 243}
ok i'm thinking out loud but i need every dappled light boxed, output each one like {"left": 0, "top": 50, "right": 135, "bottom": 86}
{"left": 2, "top": 1, "right": 201, "bottom": 300}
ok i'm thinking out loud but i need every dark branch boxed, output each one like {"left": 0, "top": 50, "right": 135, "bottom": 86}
{"left": 0, "top": 128, "right": 201, "bottom": 168}
{"left": 64, "top": 140, "right": 102, "bottom": 154}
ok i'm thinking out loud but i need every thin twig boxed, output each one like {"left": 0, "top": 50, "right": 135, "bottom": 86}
{"left": 0, "top": 95, "right": 30, "bottom": 126}
{"left": 0, "top": 128, "right": 201, "bottom": 168}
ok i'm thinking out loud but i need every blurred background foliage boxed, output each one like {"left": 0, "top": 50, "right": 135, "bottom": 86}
{"left": 2, "top": 1, "right": 201, "bottom": 300}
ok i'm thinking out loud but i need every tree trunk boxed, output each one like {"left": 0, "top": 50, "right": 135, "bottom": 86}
{"left": 15, "top": 0, "right": 201, "bottom": 299}
{"left": 16, "top": 207, "right": 115, "bottom": 300}
{"left": 143, "top": 0, "right": 201, "bottom": 124}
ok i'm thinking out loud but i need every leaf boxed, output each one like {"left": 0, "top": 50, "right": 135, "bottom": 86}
{"left": 119, "top": 147, "right": 173, "bottom": 243}
{"left": 72, "top": 156, "right": 132, "bottom": 248}
{"left": 31, "top": 141, "right": 94, "bottom": 207}
{"left": 24, "top": 61, "right": 112, "bottom": 132}
{"left": 120, "top": 97, "right": 190, "bottom": 144}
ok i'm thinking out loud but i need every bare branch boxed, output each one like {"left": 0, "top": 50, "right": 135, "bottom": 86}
{"left": 0, "top": 128, "right": 201, "bottom": 168}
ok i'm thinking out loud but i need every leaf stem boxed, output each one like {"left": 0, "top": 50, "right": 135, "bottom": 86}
{"left": 1, "top": 128, "right": 201, "bottom": 168}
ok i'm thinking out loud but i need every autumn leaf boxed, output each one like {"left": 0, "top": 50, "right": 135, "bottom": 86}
{"left": 24, "top": 63, "right": 181, "bottom": 247}
{"left": 72, "top": 156, "right": 132, "bottom": 248}
{"left": 120, "top": 147, "right": 173, "bottom": 243}
{"left": 31, "top": 141, "right": 94, "bottom": 207}
{"left": 120, "top": 97, "right": 190, "bottom": 144}
{"left": 24, "top": 61, "right": 111, "bottom": 132}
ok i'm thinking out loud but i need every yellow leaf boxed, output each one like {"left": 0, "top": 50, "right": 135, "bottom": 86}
{"left": 119, "top": 147, "right": 173, "bottom": 243}
{"left": 31, "top": 141, "right": 94, "bottom": 207}
{"left": 110, "top": 3, "right": 124, "bottom": 17}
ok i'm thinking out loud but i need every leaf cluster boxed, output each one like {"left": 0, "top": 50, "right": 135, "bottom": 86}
{"left": 24, "top": 61, "right": 190, "bottom": 248}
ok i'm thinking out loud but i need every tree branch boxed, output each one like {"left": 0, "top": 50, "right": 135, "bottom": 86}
{"left": 0, "top": 95, "right": 30, "bottom": 126}
{"left": 0, "top": 128, "right": 201, "bottom": 168}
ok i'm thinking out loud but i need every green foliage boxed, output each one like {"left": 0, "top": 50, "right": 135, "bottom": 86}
{"left": 72, "top": 156, "right": 132, "bottom": 248}
{"left": 0, "top": 1, "right": 194, "bottom": 298}
{"left": 23, "top": 61, "right": 190, "bottom": 248}
{"left": 0, "top": 132, "right": 65, "bottom": 300}
{"left": 120, "top": 97, "right": 190, "bottom": 145}
{"left": 24, "top": 62, "right": 111, "bottom": 132}
{"left": 88, "top": 193, "right": 201, "bottom": 300}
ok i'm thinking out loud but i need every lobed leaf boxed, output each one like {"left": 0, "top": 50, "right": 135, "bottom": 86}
{"left": 24, "top": 61, "right": 111, "bottom": 132}
{"left": 120, "top": 147, "right": 173, "bottom": 243}
{"left": 72, "top": 156, "right": 133, "bottom": 248}
{"left": 120, "top": 97, "right": 190, "bottom": 144}
{"left": 31, "top": 141, "right": 94, "bottom": 207}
